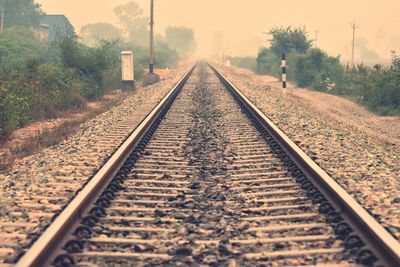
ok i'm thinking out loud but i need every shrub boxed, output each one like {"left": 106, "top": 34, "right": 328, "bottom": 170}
{"left": 0, "top": 84, "right": 13, "bottom": 139}
{"left": 228, "top": 56, "right": 257, "bottom": 71}
{"left": 154, "top": 40, "right": 179, "bottom": 68}
{"left": 58, "top": 37, "right": 120, "bottom": 99}
{"left": 293, "top": 49, "right": 345, "bottom": 92}
{"left": 0, "top": 27, "right": 57, "bottom": 75}
{"left": 256, "top": 48, "right": 280, "bottom": 75}
{"left": 253, "top": 42, "right": 400, "bottom": 115}
{"left": 0, "top": 25, "right": 181, "bottom": 140}
{"left": 117, "top": 40, "right": 179, "bottom": 77}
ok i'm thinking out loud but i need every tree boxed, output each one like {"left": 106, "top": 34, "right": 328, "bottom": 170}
{"left": 81, "top": 23, "right": 122, "bottom": 46}
{"left": 126, "top": 17, "right": 148, "bottom": 47}
{"left": 256, "top": 48, "right": 280, "bottom": 75}
{"left": 294, "top": 48, "right": 345, "bottom": 92}
{"left": 0, "top": 27, "right": 54, "bottom": 74}
{"left": 268, "top": 26, "right": 312, "bottom": 56}
{"left": 154, "top": 40, "right": 179, "bottom": 68}
{"left": 114, "top": 1, "right": 148, "bottom": 46}
{"left": 165, "top": 26, "right": 196, "bottom": 59}
{"left": 0, "top": 0, "right": 44, "bottom": 29}
{"left": 114, "top": 1, "right": 143, "bottom": 28}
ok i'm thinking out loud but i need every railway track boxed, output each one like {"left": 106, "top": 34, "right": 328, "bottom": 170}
{"left": 13, "top": 63, "right": 400, "bottom": 266}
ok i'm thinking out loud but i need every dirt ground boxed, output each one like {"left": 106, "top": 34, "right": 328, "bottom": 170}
{"left": 0, "top": 89, "right": 130, "bottom": 171}
{"left": 231, "top": 67, "right": 400, "bottom": 147}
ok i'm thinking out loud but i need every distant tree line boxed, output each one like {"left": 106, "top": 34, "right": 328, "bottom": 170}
{"left": 81, "top": 1, "right": 197, "bottom": 67}
{"left": 0, "top": 0, "right": 44, "bottom": 28}
{"left": 0, "top": 0, "right": 198, "bottom": 140}
{"left": 229, "top": 26, "right": 400, "bottom": 115}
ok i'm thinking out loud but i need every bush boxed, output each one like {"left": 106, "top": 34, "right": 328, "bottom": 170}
{"left": 0, "top": 27, "right": 58, "bottom": 75}
{"left": 252, "top": 43, "right": 400, "bottom": 115}
{"left": 359, "top": 63, "right": 400, "bottom": 114}
{"left": 228, "top": 56, "right": 257, "bottom": 71}
{"left": 0, "top": 25, "right": 182, "bottom": 140}
{"left": 0, "top": 60, "right": 86, "bottom": 139}
{"left": 0, "top": 84, "right": 15, "bottom": 139}
{"left": 117, "top": 40, "right": 179, "bottom": 78}
{"left": 58, "top": 37, "right": 121, "bottom": 99}
{"left": 34, "top": 63, "right": 84, "bottom": 110}
{"left": 154, "top": 41, "right": 179, "bottom": 68}
{"left": 0, "top": 30, "right": 122, "bottom": 139}
{"left": 256, "top": 48, "right": 280, "bottom": 75}
{"left": 293, "top": 49, "right": 345, "bottom": 92}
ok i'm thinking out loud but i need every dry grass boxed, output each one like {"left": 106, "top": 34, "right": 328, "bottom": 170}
{"left": 0, "top": 96, "right": 122, "bottom": 173}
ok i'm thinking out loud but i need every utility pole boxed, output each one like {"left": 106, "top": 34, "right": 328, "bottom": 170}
{"left": 149, "top": 0, "right": 154, "bottom": 74}
{"left": 350, "top": 22, "right": 359, "bottom": 68}
{"left": 314, "top": 29, "right": 319, "bottom": 48}
{"left": 0, "top": 9, "right": 4, "bottom": 32}
{"left": 143, "top": 0, "right": 160, "bottom": 86}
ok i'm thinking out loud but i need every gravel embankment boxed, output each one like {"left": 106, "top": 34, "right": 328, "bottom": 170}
{"left": 0, "top": 65, "right": 190, "bottom": 263}
{"left": 216, "top": 64, "right": 400, "bottom": 240}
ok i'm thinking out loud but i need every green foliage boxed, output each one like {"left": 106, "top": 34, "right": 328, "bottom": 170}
{"left": 0, "top": 29, "right": 122, "bottom": 140}
{"left": 118, "top": 40, "right": 178, "bottom": 74}
{"left": 113, "top": 1, "right": 143, "bottom": 27}
{"left": 252, "top": 27, "right": 400, "bottom": 115}
{"left": 293, "top": 49, "right": 345, "bottom": 92}
{"left": 165, "top": 26, "right": 196, "bottom": 59}
{"left": 268, "top": 26, "right": 312, "bottom": 56}
{"left": 256, "top": 48, "right": 280, "bottom": 75}
{"left": 358, "top": 54, "right": 400, "bottom": 114}
{"left": 228, "top": 56, "right": 257, "bottom": 71}
{"left": 154, "top": 40, "right": 179, "bottom": 68}
{"left": 0, "top": 0, "right": 188, "bottom": 140}
{"left": 127, "top": 17, "right": 148, "bottom": 47}
{"left": 0, "top": 0, "right": 44, "bottom": 28}
{"left": 114, "top": 1, "right": 148, "bottom": 46}
{"left": 112, "top": 0, "right": 185, "bottom": 63}
{"left": 0, "top": 27, "right": 57, "bottom": 74}
{"left": 81, "top": 23, "right": 122, "bottom": 46}
{"left": 58, "top": 37, "right": 120, "bottom": 99}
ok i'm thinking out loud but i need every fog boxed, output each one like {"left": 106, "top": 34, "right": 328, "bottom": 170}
{"left": 37, "top": 0, "right": 400, "bottom": 64}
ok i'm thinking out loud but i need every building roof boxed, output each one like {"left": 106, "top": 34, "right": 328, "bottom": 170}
{"left": 41, "top": 15, "right": 75, "bottom": 39}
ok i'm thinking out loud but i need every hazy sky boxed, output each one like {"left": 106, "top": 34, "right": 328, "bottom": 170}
{"left": 37, "top": 0, "right": 400, "bottom": 63}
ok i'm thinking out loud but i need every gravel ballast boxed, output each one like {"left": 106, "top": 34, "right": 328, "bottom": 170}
{"left": 216, "top": 64, "right": 400, "bottom": 241}
{"left": 0, "top": 65, "right": 190, "bottom": 263}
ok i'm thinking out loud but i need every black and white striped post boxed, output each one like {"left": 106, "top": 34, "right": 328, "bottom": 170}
{"left": 281, "top": 54, "right": 287, "bottom": 90}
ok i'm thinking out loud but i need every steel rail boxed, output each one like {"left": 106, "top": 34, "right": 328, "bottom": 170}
{"left": 16, "top": 65, "right": 196, "bottom": 267}
{"left": 209, "top": 63, "right": 400, "bottom": 267}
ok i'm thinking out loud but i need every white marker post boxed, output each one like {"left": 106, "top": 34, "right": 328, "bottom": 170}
{"left": 281, "top": 54, "right": 286, "bottom": 93}
{"left": 121, "top": 51, "right": 135, "bottom": 90}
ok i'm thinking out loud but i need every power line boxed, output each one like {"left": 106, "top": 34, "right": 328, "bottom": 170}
{"left": 350, "top": 22, "right": 359, "bottom": 68}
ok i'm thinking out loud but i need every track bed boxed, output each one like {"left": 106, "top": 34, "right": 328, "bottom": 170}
{"left": 14, "top": 64, "right": 400, "bottom": 266}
